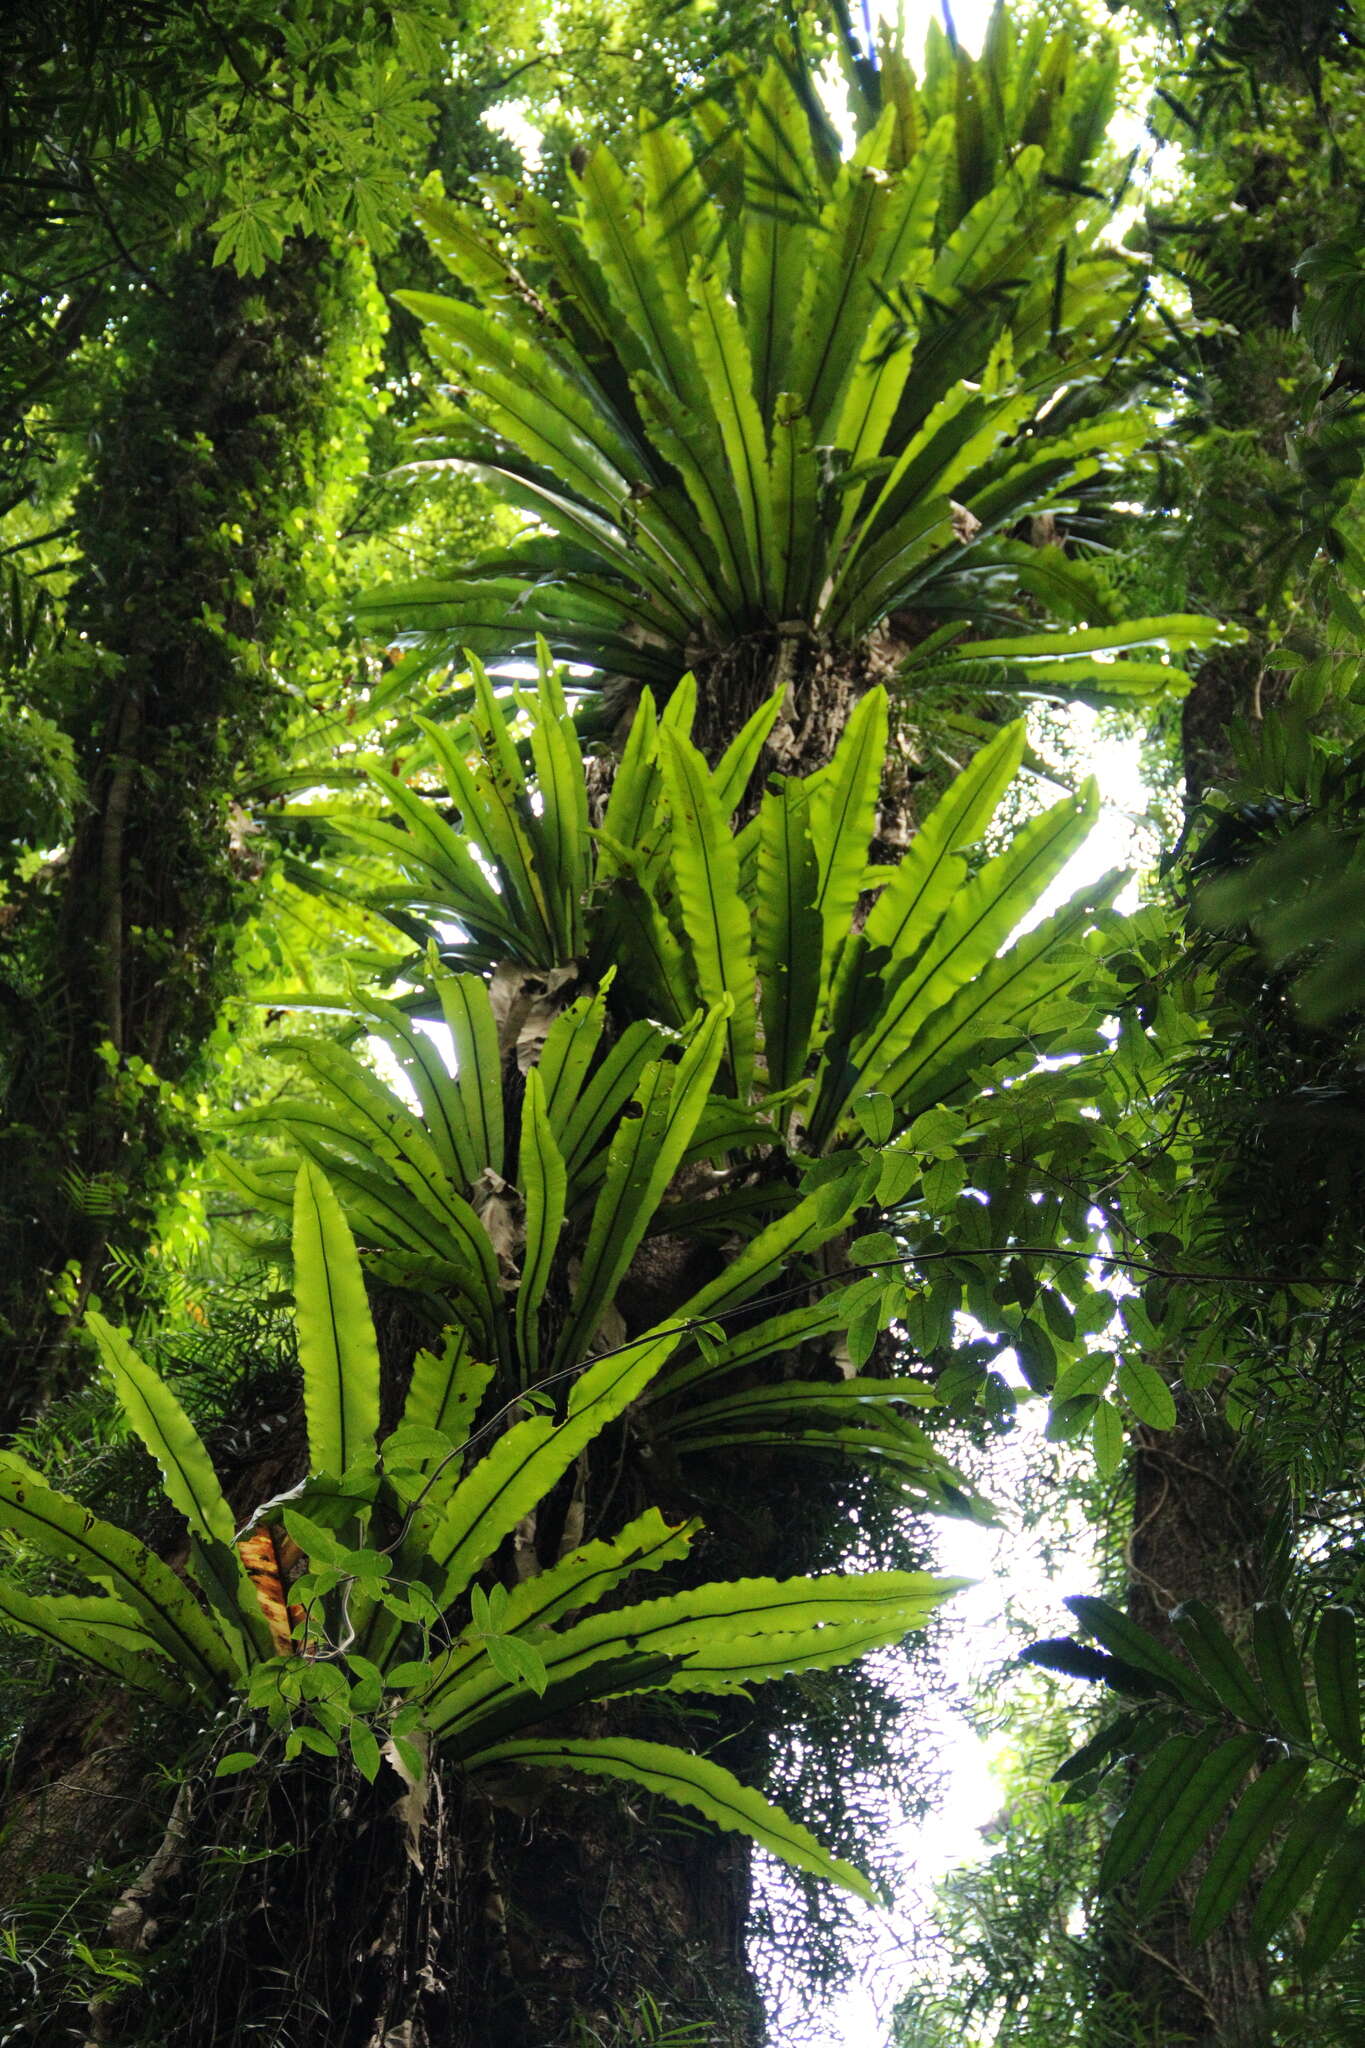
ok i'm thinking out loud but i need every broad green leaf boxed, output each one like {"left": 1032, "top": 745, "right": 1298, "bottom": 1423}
{"left": 1091, "top": 1398, "right": 1124, "bottom": 1477}
{"left": 630, "top": 368, "right": 751, "bottom": 615}
{"left": 1135, "top": 1734, "right": 1261, "bottom": 1913}
{"left": 1170, "top": 1605, "right": 1265, "bottom": 1730}
{"left": 1053, "top": 1353, "right": 1114, "bottom": 1404}
{"left": 1117, "top": 1358, "right": 1177, "bottom": 1430}
{"left": 349, "top": 1718, "right": 382, "bottom": 1783}
{"left": 1252, "top": 1779, "right": 1357, "bottom": 1941}
{"left": 1252, "top": 1605, "right": 1313, "bottom": 1744}
{"left": 460, "top": 1736, "right": 880, "bottom": 1901}
{"left": 278, "top": 1135, "right": 499, "bottom": 1338}
{"left": 768, "top": 391, "right": 823, "bottom": 615}
{"left": 396, "top": 290, "right": 647, "bottom": 512}
{"left": 1068, "top": 1596, "right": 1211, "bottom": 1708}
{"left": 1189, "top": 1755, "right": 1310, "bottom": 1944}
{"left": 292, "top": 1162, "right": 382, "bottom": 1481}
{"left": 1099, "top": 1731, "right": 1220, "bottom": 1891}
{"left": 787, "top": 103, "right": 899, "bottom": 436}
{"left": 1315, "top": 1607, "right": 1362, "bottom": 1763}
{"left": 1301, "top": 1822, "right": 1365, "bottom": 1973}
{"left": 590, "top": 853, "right": 695, "bottom": 1027}
{"left": 657, "top": 1156, "right": 875, "bottom": 1337}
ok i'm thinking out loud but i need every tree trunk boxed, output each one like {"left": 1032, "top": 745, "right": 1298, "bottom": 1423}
{"left": 0, "top": 237, "right": 358, "bottom": 1427}
{"left": 1108, "top": 1394, "right": 1273, "bottom": 2044}
{"left": 1099, "top": 675, "right": 1285, "bottom": 2044}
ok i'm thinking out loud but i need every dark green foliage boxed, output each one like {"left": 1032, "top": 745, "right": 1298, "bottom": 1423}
{"left": 1029, "top": 1594, "right": 1365, "bottom": 1971}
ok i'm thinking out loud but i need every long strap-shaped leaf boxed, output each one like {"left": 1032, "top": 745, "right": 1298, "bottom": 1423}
{"left": 292, "top": 1161, "right": 381, "bottom": 1481}
{"left": 392, "top": 1508, "right": 700, "bottom": 1700}
{"left": 653, "top": 1285, "right": 870, "bottom": 1400}
{"left": 656, "top": 1155, "right": 875, "bottom": 1333}
{"left": 458, "top": 1736, "right": 880, "bottom": 1902}
{"left": 873, "top": 872, "right": 1124, "bottom": 1119}
{"left": 738, "top": 56, "right": 821, "bottom": 421}
{"left": 277, "top": 1131, "right": 500, "bottom": 1338}
{"left": 755, "top": 776, "right": 823, "bottom": 1096}
{"left": 396, "top": 1327, "right": 494, "bottom": 1459}
{"left": 809, "top": 688, "right": 887, "bottom": 986}
{"left": 687, "top": 258, "right": 771, "bottom": 609}
{"left": 849, "top": 778, "right": 1100, "bottom": 1090}
{"left": 87, "top": 1313, "right": 268, "bottom": 1669}
{"left": 416, "top": 1330, "right": 681, "bottom": 1624}
{"left": 596, "top": 688, "right": 661, "bottom": 887}
{"left": 414, "top": 710, "right": 551, "bottom": 959}
{"left": 712, "top": 684, "right": 784, "bottom": 824}
{"left": 515, "top": 1069, "right": 567, "bottom": 1382}
{"left": 554, "top": 1002, "right": 730, "bottom": 1368}
{"left": 434, "top": 969, "right": 505, "bottom": 1181}
{"left": 360, "top": 771, "right": 525, "bottom": 951}
{"left": 88, "top": 1313, "right": 235, "bottom": 1546}
{"left": 355, "top": 989, "right": 480, "bottom": 1189}
{"left": 574, "top": 144, "right": 706, "bottom": 407}
{"left": 658, "top": 730, "right": 757, "bottom": 1096}
{"left": 274, "top": 1038, "right": 461, "bottom": 1224}
{"left": 0, "top": 1458, "right": 234, "bottom": 1698}
{"left": 0, "top": 1577, "right": 190, "bottom": 1705}
{"left": 536, "top": 981, "right": 611, "bottom": 1145}
{"left": 858, "top": 717, "right": 1026, "bottom": 963}
{"left": 524, "top": 644, "right": 591, "bottom": 956}
{"left": 422, "top": 1569, "right": 962, "bottom": 1739}
{"left": 556, "top": 1017, "right": 668, "bottom": 1185}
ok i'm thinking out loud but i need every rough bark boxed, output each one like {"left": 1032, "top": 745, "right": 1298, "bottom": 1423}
{"left": 1099, "top": 696, "right": 1282, "bottom": 2045}
{"left": 1110, "top": 1394, "right": 1274, "bottom": 2045}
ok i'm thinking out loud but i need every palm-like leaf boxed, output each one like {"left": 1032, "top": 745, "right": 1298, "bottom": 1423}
{"left": 0, "top": 1203, "right": 965, "bottom": 1909}
{"left": 361, "top": 27, "right": 1224, "bottom": 709}
{"left": 1029, "top": 1597, "right": 1365, "bottom": 1972}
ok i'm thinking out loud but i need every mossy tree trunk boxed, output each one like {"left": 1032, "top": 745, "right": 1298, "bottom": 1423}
{"left": 0, "top": 240, "right": 363, "bottom": 1428}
